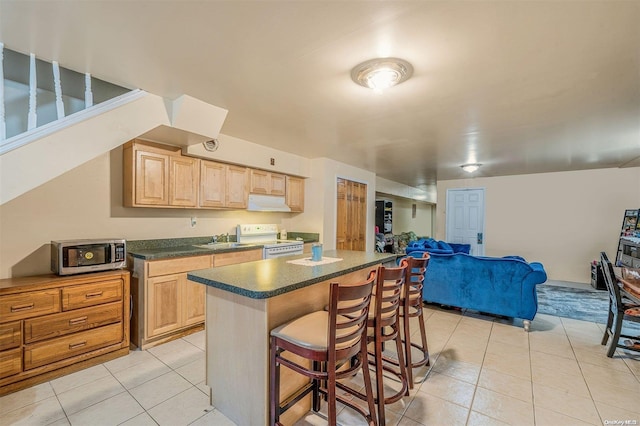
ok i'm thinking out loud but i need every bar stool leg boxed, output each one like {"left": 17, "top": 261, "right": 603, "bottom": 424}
{"left": 395, "top": 325, "right": 409, "bottom": 397}
{"left": 270, "top": 342, "right": 281, "bottom": 426}
{"left": 374, "top": 326, "right": 386, "bottom": 425}
{"left": 402, "top": 309, "right": 414, "bottom": 388}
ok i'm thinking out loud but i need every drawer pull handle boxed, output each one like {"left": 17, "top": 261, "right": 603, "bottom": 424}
{"left": 69, "top": 341, "right": 87, "bottom": 350}
{"left": 11, "top": 303, "right": 34, "bottom": 312}
{"left": 69, "top": 316, "right": 88, "bottom": 325}
{"left": 85, "top": 291, "right": 103, "bottom": 299}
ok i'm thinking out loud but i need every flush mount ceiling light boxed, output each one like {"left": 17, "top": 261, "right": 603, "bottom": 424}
{"left": 461, "top": 163, "right": 481, "bottom": 173}
{"left": 351, "top": 57, "right": 413, "bottom": 90}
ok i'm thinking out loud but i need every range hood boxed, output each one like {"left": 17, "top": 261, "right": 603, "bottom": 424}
{"left": 247, "top": 194, "right": 291, "bottom": 212}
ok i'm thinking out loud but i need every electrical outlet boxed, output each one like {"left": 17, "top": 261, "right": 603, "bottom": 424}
{"left": 190, "top": 217, "right": 197, "bottom": 228}
{"left": 270, "top": 158, "right": 275, "bottom": 166}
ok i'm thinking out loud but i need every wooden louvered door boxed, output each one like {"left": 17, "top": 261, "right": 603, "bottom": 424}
{"left": 336, "top": 178, "right": 367, "bottom": 251}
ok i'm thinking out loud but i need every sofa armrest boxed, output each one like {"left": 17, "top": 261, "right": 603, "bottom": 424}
{"left": 522, "top": 262, "right": 547, "bottom": 289}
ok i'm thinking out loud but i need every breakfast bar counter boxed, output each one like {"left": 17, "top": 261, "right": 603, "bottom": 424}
{"left": 188, "top": 250, "right": 395, "bottom": 425}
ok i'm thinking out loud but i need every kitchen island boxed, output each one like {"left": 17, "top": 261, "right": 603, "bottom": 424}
{"left": 187, "top": 250, "right": 396, "bottom": 426}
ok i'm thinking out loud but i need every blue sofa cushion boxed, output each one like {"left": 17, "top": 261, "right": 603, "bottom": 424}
{"left": 437, "top": 241, "right": 453, "bottom": 252}
{"left": 449, "top": 243, "right": 471, "bottom": 254}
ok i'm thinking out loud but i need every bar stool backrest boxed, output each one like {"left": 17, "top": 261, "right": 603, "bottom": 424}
{"left": 373, "top": 265, "right": 406, "bottom": 326}
{"left": 401, "top": 253, "right": 430, "bottom": 307}
{"left": 329, "top": 270, "right": 376, "bottom": 360}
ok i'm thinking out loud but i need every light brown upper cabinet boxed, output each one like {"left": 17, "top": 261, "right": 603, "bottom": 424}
{"left": 124, "top": 140, "right": 199, "bottom": 208}
{"left": 226, "top": 165, "right": 250, "bottom": 208}
{"left": 125, "top": 140, "right": 301, "bottom": 211}
{"left": 286, "top": 176, "right": 305, "bottom": 212}
{"left": 200, "top": 161, "right": 249, "bottom": 209}
{"left": 169, "top": 156, "right": 199, "bottom": 207}
{"left": 250, "top": 169, "right": 286, "bottom": 196}
{"left": 199, "top": 160, "right": 226, "bottom": 208}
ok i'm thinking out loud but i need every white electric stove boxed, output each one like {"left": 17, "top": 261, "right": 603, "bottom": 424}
{"left": 236, "top": 224, "right": 304, "bottom": 259}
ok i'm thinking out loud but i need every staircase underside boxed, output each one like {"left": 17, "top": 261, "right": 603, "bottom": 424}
{"left": 0, "top": 93, "right": 228, "bottom": 205}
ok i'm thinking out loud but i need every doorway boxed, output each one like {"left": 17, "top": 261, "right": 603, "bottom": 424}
{"left": 445, "top": 188, "right": 485, "bottom": 256}
{"left": 336, "top": 178, "right": 367, "bottom": 251}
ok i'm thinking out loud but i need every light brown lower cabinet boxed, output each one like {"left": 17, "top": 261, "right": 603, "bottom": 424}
{"left": 130, "top": 255, "right": 212, "bottom": 349}
{"left": 0, "top": 270, "right": 130, "bottom": 396}
{"left": 130, "top": 249, "right": 263, "bottom": 349}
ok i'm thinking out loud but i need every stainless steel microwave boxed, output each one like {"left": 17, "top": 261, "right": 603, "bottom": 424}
{"left": 51, "top": 239, "right": 126, "bottom": 275}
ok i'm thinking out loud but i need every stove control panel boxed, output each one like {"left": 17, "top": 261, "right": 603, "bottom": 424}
{"left": 237, "top": 224, "right": 279, "bottom": 236}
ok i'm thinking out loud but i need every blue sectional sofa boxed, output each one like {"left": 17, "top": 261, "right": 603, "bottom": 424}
{"left": 405, "top": 251, "right": 547, "bottom": 330}
{"left": 406, "top": 238, "right": 471, "bottom": 256}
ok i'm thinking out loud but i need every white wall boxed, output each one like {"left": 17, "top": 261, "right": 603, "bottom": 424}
{"left": 0, "top": 146, "right": 379, "bottom": 278}
{"left": 186, "top": 133, "right": 311, "bottom": 178}
{"left": 0, "top": 147, "right": 292, "bottom": 278}
{"left": 436, "top": 167, "right": 640, "bottom": 283}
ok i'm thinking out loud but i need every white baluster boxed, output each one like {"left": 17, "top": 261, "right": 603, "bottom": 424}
{"left": 85, "top": 73, "right": 93, "bottom": 108}
{"left": 27, "top": 53, "right": 37, "bottom": 130}
{"left": 52, "top": 61, "right": 65, "bottom": 119}
{"left": 0, "top": 43, "right": 5, "bottom": 140}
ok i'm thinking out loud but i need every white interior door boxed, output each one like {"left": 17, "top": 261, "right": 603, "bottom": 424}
{"left": 446, "top": 188, "right": 485, "bottom": 256}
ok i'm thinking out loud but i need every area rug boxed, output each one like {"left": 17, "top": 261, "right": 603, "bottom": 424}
{"left": 536, "top": 284, "right": 609, "bottom": 323}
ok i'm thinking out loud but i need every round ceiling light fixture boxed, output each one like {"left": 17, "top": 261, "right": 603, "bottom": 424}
{"left": 461, "top": 163, "right": 482, "bottom": 173}
{"left": 351, "top": 57, "right": 413, "bottom": 91}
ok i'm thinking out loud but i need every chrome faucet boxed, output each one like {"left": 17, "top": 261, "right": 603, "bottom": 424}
{"left": 212, "top": 233, "right": 230, "bottom": 243}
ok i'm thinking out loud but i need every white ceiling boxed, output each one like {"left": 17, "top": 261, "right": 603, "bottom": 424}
{"left": 1, "top": 1, "right": 639, "bottom": 194}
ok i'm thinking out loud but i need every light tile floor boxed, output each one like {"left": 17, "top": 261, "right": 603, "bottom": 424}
{"left": 1, "top": 306, "right": 639, "bottom": 426}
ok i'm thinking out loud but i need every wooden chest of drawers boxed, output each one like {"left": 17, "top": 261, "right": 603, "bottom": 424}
{"left": 0, "top": 270, "right": 130, "bottom": 396}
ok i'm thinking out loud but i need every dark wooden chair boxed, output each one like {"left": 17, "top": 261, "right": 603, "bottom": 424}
{"left": 600, "top": 252, "right": 640, "bottom": 358}
{"left": 399, "top": 253, "right": 430, "bottom": 388}
{"left": 269, "top": 271, "right": 378, "bottom": 426}
{"left": 349, "top": 264, "right": 409, "bottom": 425}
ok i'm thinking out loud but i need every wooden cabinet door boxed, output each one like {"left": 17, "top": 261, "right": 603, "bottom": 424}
{"left": 336, "top": 179, "right": 348, "bottom": 250}
{"left": 270, "top": 173, "right": 286, "bottom": 196}
{"left": 352, "top": 182, "right": 367, "bottom": 250}
{"left": 336, "top": 178, "right": 367, "bottom": 251}
{"left": 227, "top": 165, "right": 249, "bottom": 208}
{"left": 135, "top": 150, "right": 169, "bottom": 205}
{"left": 183, "top": 279, "right": 205, "bottom": 326}
{"left": 286, "top": 176, "right": 304, "bottom": 212}
{"left": 146, "top": 274, "right": 182, "bottom": 338}
{"left": 169, "top": 156, "right": 199, "bottom": 207}
{"left": 250, "top": 169, "right": 270, "bottom": 194}
{"left": 200, "top": 160, "right": 226, "bottom": 208}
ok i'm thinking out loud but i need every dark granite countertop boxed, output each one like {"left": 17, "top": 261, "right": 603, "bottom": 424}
{"left": 287, "top": 232, "right": 319, "bottom": 243}
{"left": 128, "top": 243, "right": 264, "bottom": 260}
{"left": 127, "top": 233, "right": 320, "bottom": 260}
{"left": 127, "top": 236, "right": 264, "bottom": 260}
{"left": 187, "top": 250, "right": 396, "bottom": 299}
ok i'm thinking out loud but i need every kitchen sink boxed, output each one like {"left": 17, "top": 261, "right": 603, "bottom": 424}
{"left": 192, "top": 242, "right": 255, "bottom": 249}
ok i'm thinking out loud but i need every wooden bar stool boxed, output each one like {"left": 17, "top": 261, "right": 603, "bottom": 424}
{"left": 269, "top": 271, "right": 378, "bottom": 426}
{"left": 399, "top": 253, "right": 430, "bottom": 388}
{"left": 351, "top": 264, "right": 408, "bottom": 425}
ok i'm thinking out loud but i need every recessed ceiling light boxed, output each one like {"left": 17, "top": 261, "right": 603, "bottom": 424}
{"left": 461, "top": 163, "right": 481, "bottom": 173}
{"left": 351, "top": 58, "right": 413, "bottom": 91}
